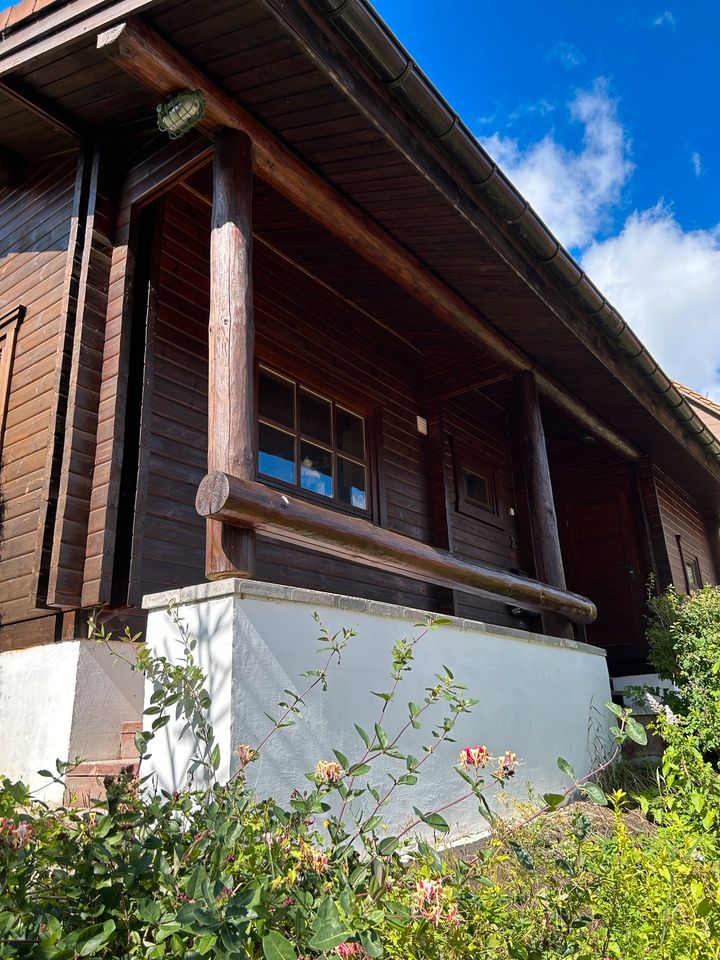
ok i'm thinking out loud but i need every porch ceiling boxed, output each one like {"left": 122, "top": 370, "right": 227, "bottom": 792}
{"left": 2, "top": 0, "right": 719, "bottom": 505}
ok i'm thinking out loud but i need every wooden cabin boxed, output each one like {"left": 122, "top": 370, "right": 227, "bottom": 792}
{"left": 1, "top": 0, "right": 720, "bottom": 688}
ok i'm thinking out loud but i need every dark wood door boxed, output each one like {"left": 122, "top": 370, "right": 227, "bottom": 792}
{"left": 559, "top": 486, "right": 648, "bottom": 672}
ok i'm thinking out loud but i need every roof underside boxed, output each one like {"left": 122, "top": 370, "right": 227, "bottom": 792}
{"left": 1, "top": 0, "right": 719, "bottom": 506}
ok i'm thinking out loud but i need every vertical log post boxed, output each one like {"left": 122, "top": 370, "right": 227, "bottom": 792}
{"left": 206, "top": 128, "right": 256, "bottom": 579}
{"left": 514, "top": 371, "right": 573, "bottom": 638}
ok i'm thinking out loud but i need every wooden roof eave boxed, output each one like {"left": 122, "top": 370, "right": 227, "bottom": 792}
{"left": 264, "top": 0, "right": 720, "bottom": 487}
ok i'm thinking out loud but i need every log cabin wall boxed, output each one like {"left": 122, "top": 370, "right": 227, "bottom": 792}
{"left": 650, "top": 465, "right": 719, "bottom": 591}
{"left": 439, "top": 392, "right": 530, "bottom": 630}
{"left": 0, "top": 155, "right": 78, "bottom": 648}
{"left": 126, "top": 182, "right": 444, "bottom": 612}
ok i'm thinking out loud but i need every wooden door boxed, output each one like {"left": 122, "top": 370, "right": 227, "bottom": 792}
{"left": 559, "top": 486, "right": 648, "bottom": 672}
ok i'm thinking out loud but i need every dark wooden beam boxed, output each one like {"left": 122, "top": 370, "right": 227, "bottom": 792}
{"left": 0, "top": 78, "right": 82, "bottom": 140}
{"left": 197, "top": 472, "right": 597, "bottom": 624}
{"left": 96, "top": 17, "right": 639, "bottom": 464}
{"left": 514, "top": 371, "right": 573, "bottom": 638}
{"left": 425, "top": 356, "right": 511, "bottom": 401}
{"left": 206, "top": 128, "right": 256, "bottom": 579}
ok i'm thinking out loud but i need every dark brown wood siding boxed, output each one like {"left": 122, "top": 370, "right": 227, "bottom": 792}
{"left": 129, "top": 184, "right": 441, "bottom": 610}
{"left": 0, "top": 155, "right": 77, "bottom": 643}
{"left": 652, "top": 466, "right": 719, "bottom": 590}
{"left": 439, "top": 392, "right": 526, "bottom": 628}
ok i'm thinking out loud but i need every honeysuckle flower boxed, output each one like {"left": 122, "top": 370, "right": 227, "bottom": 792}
{"left": 459, "top": 745, "right": 488, "bottom": 769}
{"left": 444, "top": 904, "right": 462, "bottom": 926}
{"left": 335, "top": 944, "right": 369, "bottom": 958}
{"left": 415, "top": 878, "right": 443, "bottom": 903}
{"left": 493, "top": 750, "right": 518, "bottom": 781}
{"left": 236, "top": 743, "right": 257, "bottom": 767}
{"left": 315, "top": 759, "right": 343, "bottom": 784}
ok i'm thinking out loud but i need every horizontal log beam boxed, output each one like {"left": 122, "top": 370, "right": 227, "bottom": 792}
{"left": 97, "top": 18, "right": 638, "bottom": 463}
{"left": 196, "top": 472, "right": 597, "bottom": 625}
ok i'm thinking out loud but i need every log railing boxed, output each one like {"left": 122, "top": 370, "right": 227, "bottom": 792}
{"left": 196, "top": 473, "right": 597, "bottom": 626}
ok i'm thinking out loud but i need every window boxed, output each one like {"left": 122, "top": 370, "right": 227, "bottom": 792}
{"left": 0, "top": 306, "right": 22, "bottom": 444}
{"left": 453, "top": 440, "right": 503, "bottom": 527}
{"left": 257, "top": 366, "right": 369, "bottom": 513}
{"left": 676, "top": 534, "right": 703, "bottom": 593}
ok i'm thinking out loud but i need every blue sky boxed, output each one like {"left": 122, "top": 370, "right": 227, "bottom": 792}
{"left": 2, "top": 0, "right": 718, "bottom": 394}
{"left": 374, "top": 1, "right": 720, "bottom": 396}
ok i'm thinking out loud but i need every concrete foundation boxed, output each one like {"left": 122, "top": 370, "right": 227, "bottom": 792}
{"left": 142, "top": 580, "right": 613, "bottom": 840}
{"left": 0, "top": 640, "right": 142, "bottom": 804}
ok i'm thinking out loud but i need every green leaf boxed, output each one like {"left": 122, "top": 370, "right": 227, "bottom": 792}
{"left": 360, "top": 931, "right": 384, "bottom": 957}
{"left": 509, "top": 840, "right": 535, "bottom": 871}
{"left": 308, "top": 899, "right": 352, "bottom": 952}
{"left": 625, "top": 716, "right": 648, "bottom": 745}
{"left": 354, "top": 724, "right": 370, "bottom": 747}
{"left": 210, "top": 743, "right": 221, "bottom": 769}
{"left": 374, "top": 723, "right": 388, "bottom": 749}
{"left": 605, "top": 700, "right": 624, "bottom": 718}
{"left": 262, "top": 931, "right": 297, "bottom": 960}
{"left": 333, "top": 749, "right": 349, "bottom": 770}
{"left": 557, "top": 756, "right": 576, "bottom": 781}
{"left": 378, "top": 836, "right": 399, "bottom": 856}
{"left": 77, "top": 920, "right": 116, "bottom": 956}
{"left": 429, "top": 617, "right": 454, "bottom": 628}
{"left": 580, "top": 782, "right": 608, "bottom": 806}
{"left": 371, "top": 691, "right": 392, "bottom": 702}
{"left": 413, "top": 806, "right": 449, "bottom": 833}
{"left": 348, "top": 763, "right": 371, "bottom": 777}
{"left": 397, "top": 774, "right": 417, "bottom": 786}
{"left": 542, "top": 792, "right": 565, "bottom": 811}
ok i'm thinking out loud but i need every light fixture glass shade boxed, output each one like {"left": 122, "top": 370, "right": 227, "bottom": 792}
{"left": 156, "top": 90, "right": 206, "bottom": 139}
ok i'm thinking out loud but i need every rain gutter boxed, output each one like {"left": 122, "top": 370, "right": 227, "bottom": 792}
{"left": 312, "top": 0, "right": 720, "bottom": 466}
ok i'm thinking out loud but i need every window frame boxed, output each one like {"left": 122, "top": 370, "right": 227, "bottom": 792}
{"left": 676, "top": 534, "right": 703, "bottom": 593}
{"left": 452, "top": 440, "right": 505, "bottom": 529}
{"left": 255, "top": 363, "right": 374, "bottom": 519}
{"left": 0, "top": 305, "right": 23, "bottom": 446}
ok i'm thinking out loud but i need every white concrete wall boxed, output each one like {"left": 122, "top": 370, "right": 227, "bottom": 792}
{"left": 0, "top": 640, "right": 142, "bottom": 804}
{"left": 143, "top": 580, "right": 613, "bottom": 841}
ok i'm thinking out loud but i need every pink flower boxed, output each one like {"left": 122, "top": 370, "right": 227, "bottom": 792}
{"left": 493, "top": 750, "right": 518, "bottom": 781}
{"left": 315, "top": 760, "right": 343, "bottom": 784}
{"left": 459, "top": 745, "right": 488, "bottom": 769}
{"left": 444, "top": 904, "right": 462, "bottom": 926}
{"left": 236, "top": 743, "right": 256, "bottom": 767}
{"left": 335, "top": 943, "right": 368, "bottom": 957}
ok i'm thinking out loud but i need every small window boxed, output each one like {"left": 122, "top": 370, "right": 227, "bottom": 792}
{"left": 453, "top": 441, "right": 502, "bottom": 526}
{"left": 685, "top": 556, "right": 702, "bottom": 592}
{"left": 0, "top": 306, "right": 22, "bottom": 445}
{"left": 257, "top": 365, "right": 369, "bottom": 513}
{"left": 676, "top": 534, "right": 703, "bottom": 593}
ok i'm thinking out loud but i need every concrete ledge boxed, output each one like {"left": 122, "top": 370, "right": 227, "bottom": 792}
{"left": 143, "top": 578, "right": 607, "bottom": 658}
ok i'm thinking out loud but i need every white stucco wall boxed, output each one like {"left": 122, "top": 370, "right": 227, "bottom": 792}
{"left": 0, "top": 640, "right": 142, "bottom": 803}
{"left": 143, "top": 580, "right": 613, "bottom": 841}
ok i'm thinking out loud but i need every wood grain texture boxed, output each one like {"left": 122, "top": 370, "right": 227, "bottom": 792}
{"left": 197, "top": 472, "right": 597, "bottom": 623}
{"left": 206, "top": 129, "right": 255, "bottom": 578}
{"left": 97, "top": 17, "right": 639, "bottom": 464}
{"left": 0, "top": 155, "right": 76, "bottom": 638}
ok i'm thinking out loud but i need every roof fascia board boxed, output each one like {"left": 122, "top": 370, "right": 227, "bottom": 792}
{"left": 0, "top": 0, "right": 160, "bottom": 76}
{"left": 272, "top": 0, "right": 720, "bottom": 478}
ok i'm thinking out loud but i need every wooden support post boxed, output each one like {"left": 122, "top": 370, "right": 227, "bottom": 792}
{"left": 206, "top": 128, "right": 256, "bottom": 579}
{"left": 514, "top": 371, "right": 573, "bottom": 638}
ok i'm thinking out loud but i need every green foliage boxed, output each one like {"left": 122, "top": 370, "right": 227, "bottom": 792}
{"left": 646, "top": 583, "right": 720, "bottom": 755}
{"left": 1, "top": 608, "right": 719, "bottom": 958}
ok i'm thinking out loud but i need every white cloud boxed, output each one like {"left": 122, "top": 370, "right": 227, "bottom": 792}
{"left": 653, "top": 10, "right": 676, "bottom": 27}
{"left": 581, "top": 207, "right": 720, "bottom": 398}
{"left": 483, "top": 79, "right": 634, "bottom": 249}
{"left": 550, "top": 41, "right": 584, "bottom": 69}
{"left": 691, "top": 151, "right": 703, "bottom": 177}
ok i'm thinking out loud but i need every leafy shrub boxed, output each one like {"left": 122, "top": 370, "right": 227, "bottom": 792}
{"left": 1, "top": 609, "right": 718, "bottom": 959}
{"left": 646, "top": 584, "right": 720, "bottom": 756}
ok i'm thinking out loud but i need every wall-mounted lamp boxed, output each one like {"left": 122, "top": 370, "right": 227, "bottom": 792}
{"left": 156, "top": 90, "right": 206, "bottom": 139}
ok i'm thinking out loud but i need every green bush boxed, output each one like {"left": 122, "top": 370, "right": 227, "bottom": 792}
{"left": 1, "top": 609, "right": 718, "bottom": 959}
{"left": 646, "top": 584, "right": 720, "bottom": 756}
